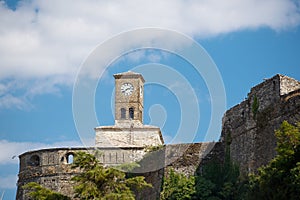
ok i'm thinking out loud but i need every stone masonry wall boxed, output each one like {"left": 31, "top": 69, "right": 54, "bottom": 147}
{"left": 95, "top": 125, "right": 163, "bottom": 148}
{"left": 17, "top": 148, "right": 88, "bottom": 200}
{"left": 221, "top": 74, "right": 300, "bottom": 173}
{"left": 279, "top": 75, "right": 300, "bottom": 95}
{"left": 17, "top": 147, "right": 149, "bottom": 200}
{"left": 164, "top": 143, "right": 216, "bottom": 175}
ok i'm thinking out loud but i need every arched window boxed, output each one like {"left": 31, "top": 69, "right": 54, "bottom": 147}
{"left": 28, "top": 155, "right": 40, "bottom": 166}
{"left": 121, "top": 108, "right": 126, "bottom": 119}
{"left": 67, "top": 153, "right": 74, "bottom": 164}
{"left": 129, "top": 107, "right": 134, "bottom": 119}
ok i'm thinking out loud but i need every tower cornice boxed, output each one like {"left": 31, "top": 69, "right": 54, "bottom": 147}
{"left": 113, "top": 71, "right": 145, "bottom": 82}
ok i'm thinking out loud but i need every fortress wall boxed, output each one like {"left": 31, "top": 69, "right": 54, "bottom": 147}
{"left": 17, "top": 143, "right": 220, "bottom": 199}
{"left": 252, "top": 92, "right": 300, "bottom": 170}
{"left": 16, "top": 74, "right": 300, "bottom": 199}
{"left": 17, "top": 147, "right": 147, "bottom": 200}
{"left": 17, "top": 148, "right": 88, "bottom": 200}
{"left": 164, "top": 142, "right": 217, "bottom": 175}
{"left": 221, "top": 75, "right": 300, "bottom": 173}
{"left": 248, "top": 75, "right": 281, "bottom": 110}
{"left": 279, "top": 75, "right": 300, "bottom": 95}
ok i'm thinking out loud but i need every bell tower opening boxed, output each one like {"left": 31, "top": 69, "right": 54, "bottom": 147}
{"left": 129, "top": 107, "right": 134, "bottom": 119}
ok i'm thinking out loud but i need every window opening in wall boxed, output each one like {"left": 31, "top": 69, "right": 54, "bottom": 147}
{"left": 129, "top": 107, "right": 134, "bottom": 119}
{"left": 67, "top": 154, "right": 74, "bottom": 164}
{"left": 121, "top": 108, "right": 126, "bottom": 119}
{"left": 28, "top": 155, "right": 40, "bottom": 166}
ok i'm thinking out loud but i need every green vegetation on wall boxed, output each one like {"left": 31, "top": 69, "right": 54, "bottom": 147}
{"left": 161, "top": 169, "right": 195, "bottom": 200}
{"left": 160, "top": 132, "right": 247, "bottom": 200}
{"left": 71, "top": 151, "right": 152, "bottom": 199}
{"left": 251, "top": 95, "right": 259, "bottom": 119}
{"left": 22, "top": 182, "right": 70, "bottom": 200}
{"left": 247, "top": 121, "right": 300, "bottom": 199}
{"left": 194, "top": 132, "right": 246, "bottom": 200}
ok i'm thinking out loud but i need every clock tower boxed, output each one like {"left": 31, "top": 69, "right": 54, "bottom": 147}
{"left": 114, "top": 71, "right": 144, "bottom": 125}
{"left": 95, "top": 71, "right": 164, "bottom": 148}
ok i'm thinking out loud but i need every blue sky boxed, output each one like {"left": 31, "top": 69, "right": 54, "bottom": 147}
{"left": 1, "top": 0, "right": 300, "bottom": 199}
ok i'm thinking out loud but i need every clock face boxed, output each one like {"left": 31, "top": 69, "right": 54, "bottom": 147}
{"left": 121, "top": 83, "right": 134, "bottom": 96}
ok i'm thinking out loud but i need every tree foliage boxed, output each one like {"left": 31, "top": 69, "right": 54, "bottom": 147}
{"left": 194, "top": 139, "right": 245, "bottom": 200}
{"left": 22, "top": 182, "right": 70, "bottom": 200}
{"left": 160, "top": 132, "right": 246, "bottom": 200}
{"left": 160, "top": 169, "right": 196, "bottom": 200}
{"left": 248, "top": 121, "right": 300, "bottom": 199}
{"left": 71, "top": 151, "right": 152, "bottom": 200}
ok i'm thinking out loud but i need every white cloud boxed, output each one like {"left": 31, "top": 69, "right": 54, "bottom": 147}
{"left": 0, "top": 0, "right": 299, "bottom": 109}
{"left": 0, "top": 76, "right": 72, "bottom": 109}
{"left": 119, "top": 49, "right": 168, "bottom": 64}
{"left": 0, "top": 140, "right": 83, "bottom": 165}
{"left": 0, "top": 81, "right": 30, "bottom": 110}
{"left": 0, "top": 94, "right": 29, "bottom": 110}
